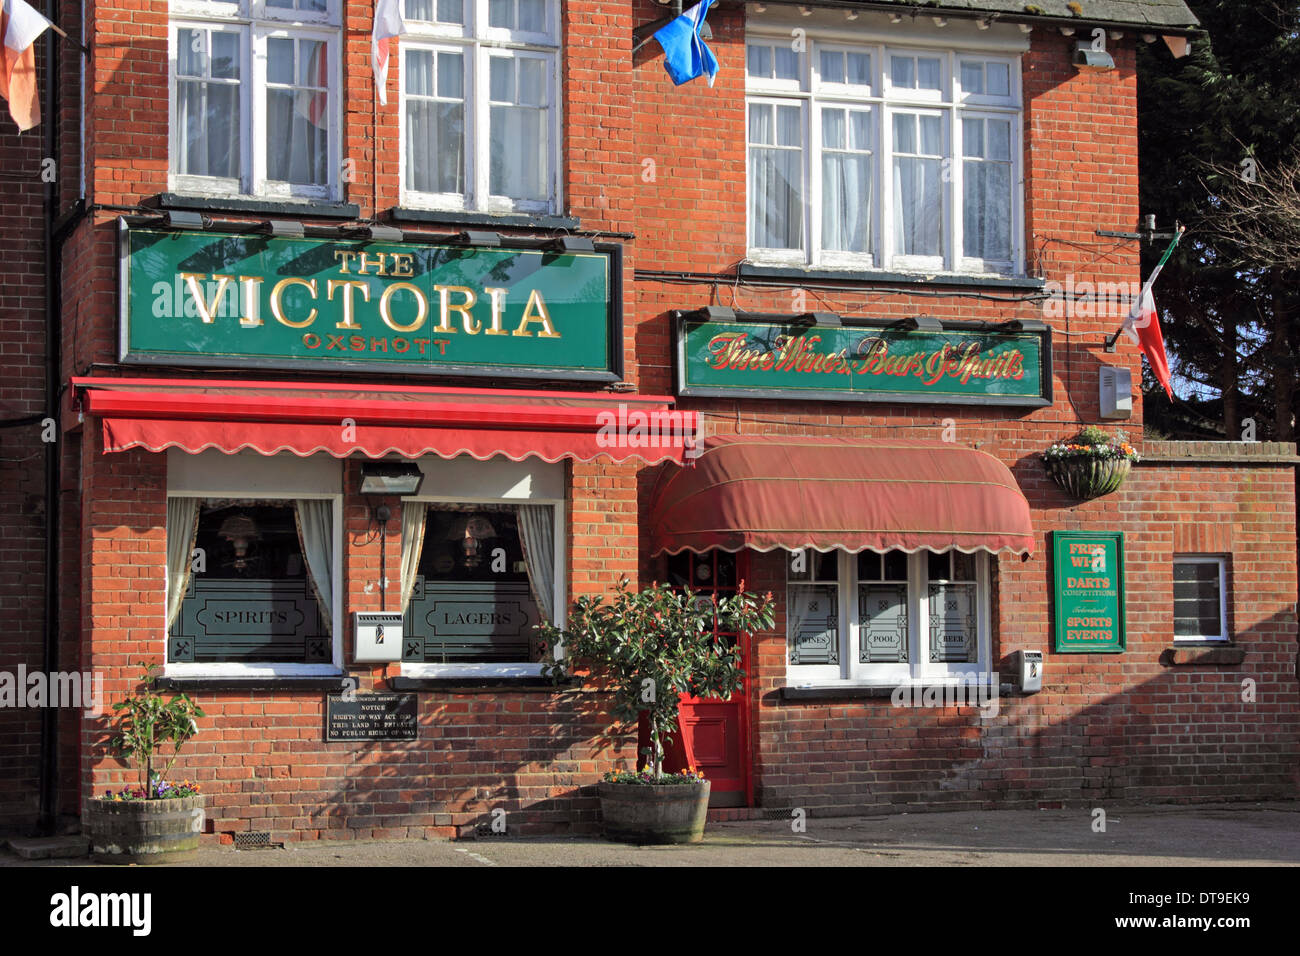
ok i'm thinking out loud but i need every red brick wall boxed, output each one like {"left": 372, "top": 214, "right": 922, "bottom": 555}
{"left": 3, "top": 1, "right": 1290, "bottom": 838}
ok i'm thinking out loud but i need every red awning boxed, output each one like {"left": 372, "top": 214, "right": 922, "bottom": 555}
{"left": 649, "top": 436, "right": 1035, "bottom": 556}
{"left": 72, "top": 377, "right": 697, "bottom": 465}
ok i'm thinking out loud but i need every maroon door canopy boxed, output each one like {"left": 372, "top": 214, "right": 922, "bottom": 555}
{"left": 648, "top": 435, "right": 1035, "bottom": 557}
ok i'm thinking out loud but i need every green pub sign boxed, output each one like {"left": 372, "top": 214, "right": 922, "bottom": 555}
{"left": 675, "top": 315, "right": 1051, "bottom": 406}
{"left": 119, "top": 221, "right": 621, "bottom": 381}
{"left": 1052, "top": 531, "right": 1126, "bottom": 653}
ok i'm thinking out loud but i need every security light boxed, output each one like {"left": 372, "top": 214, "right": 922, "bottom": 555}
{"left": 1073, "top": 41, "right": 1116, "bottom": 70}
{"left": 546, "top": 235, "right": 595, "bottom": 253}
{"left": 1001, "top": 318, "right": 1047, "bottom": 333}
{"left": 455, "top": 230, "right": 502, "bottom": 247}
{"left": 363, "top": 224, "right": 404, "bottom": 242}
{"left": 798, "top": 312, "right": 842, "bottom": 328}
{"left": 899, "top": 315, "right": 943, "bottom": 332}
{"left": 164, "top": 210, "right": 206, "bottom": 230}
{"left": 359, "top": 462, "right": 424, "bottom": 496}
{"left": 260, "top": 220, "right": 304, "bottom": 239}
{"left": 682, "top": 306, "right": 737, "bottom": 323}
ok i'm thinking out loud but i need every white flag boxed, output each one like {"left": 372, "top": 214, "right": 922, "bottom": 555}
{"left": 372, "top": 0, "right": 407, "bottom": 107}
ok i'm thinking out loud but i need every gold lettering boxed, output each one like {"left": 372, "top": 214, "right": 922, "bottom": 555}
{"left": 270, "top": 277, "right": 318, "bottom": 329}
{"left": 237, "top": 276, "right": 263, "bottom": 328}
{"left": 512, "top": 289, "right": 559, "bottom": 338}
{"left": 180, "top": 273, "right": 233, "bottom": 325}
{"left": 380, "top": 282, "right": 429, "bottom": 333}
{"left": 327, "top": 279, "right": 371, "bottom": 330}
{"left": 433, "top": 285, "right": 479, "bottom": 334}
{"left": 333, "top": 251, "right": 358, "bottom": 274}
{"left": 356, "top": 252, "right": 388, "bottom": 276}
{"left": 483, "top": 287, "right": 509, "bottom": 335}
{"left": 389, "top": 253, "right": 415, "bottom": 278}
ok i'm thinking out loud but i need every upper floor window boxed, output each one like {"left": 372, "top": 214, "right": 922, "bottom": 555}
{"left": 401, "top": 0, "right": 560, "bottom": 214}
{"left": 169, "top": 0, "right": 342, "bottom": 201}
{"left": 746, "top": 36, "right": 1022, "bottom": 275}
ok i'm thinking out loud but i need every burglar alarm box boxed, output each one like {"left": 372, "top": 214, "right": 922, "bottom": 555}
{"left": 1099, "top": 366, "right": 1132, "bottom": 419}
{"left": 1003, "top": 650, "right": 1044, "bottom": 693}
{"left": 353, "top": 612, "right": 404, "bottom": 663}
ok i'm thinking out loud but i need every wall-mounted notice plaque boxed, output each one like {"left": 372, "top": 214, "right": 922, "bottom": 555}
{"left": 1052, "top": 531, "right": 1126, "bottom": 653}
{"left": 325, "top": 692, "right": 418, "bottom": 741}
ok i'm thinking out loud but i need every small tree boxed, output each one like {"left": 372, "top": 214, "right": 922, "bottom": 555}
{"left": 110, "top": 664, "right": 205, "bottom": 798}
{"left": 539, "top": 578, "right": 776, "bottom": 779}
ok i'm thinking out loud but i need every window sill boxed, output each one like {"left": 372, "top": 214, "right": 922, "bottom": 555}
{"left": 389, "top": 207, "right": 580, "bottom": 232}
{"left": 145, "top": 193, "right": 361, "bottom": 220}
{"left": 387, "top": 676, "right": 576, "bottom": 693}
{"left": 780, "top": 679, "right": 1023, "bottom": 701}
{"left": 1160, "top": 644, "right": 1245, "bottom": 666}
{"left": 739, "top": 261, "right": 1046, "bottom": 290}
{"left": 154, "top": 676, "right": 350, "bottom": 692}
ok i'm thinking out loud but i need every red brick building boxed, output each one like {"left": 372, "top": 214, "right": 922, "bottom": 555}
{"left": 2, "top": 0, "right": 1296, "bottom": 841}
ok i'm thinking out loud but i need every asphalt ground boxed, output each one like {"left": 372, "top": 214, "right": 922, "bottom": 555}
{"left": 5, "top": 801, "right": 1297, "bottom": 867}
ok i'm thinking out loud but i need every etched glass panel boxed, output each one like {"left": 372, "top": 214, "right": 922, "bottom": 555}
{"left": 859, "top": 583, "right": 908, "bottom": 663}
{"left": 928, "top": 581, "right": 977, "bottom": 662}
{"left": 788, "top": 584, "right": 838, "bottom": 665}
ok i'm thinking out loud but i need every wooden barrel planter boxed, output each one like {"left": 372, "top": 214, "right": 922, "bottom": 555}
{"left": 598, "top": 781, "right": 710, "bottom": 844}
{"left": 86, "top": 795, "right": 205, "bottom": 864}
{"left": 1046, "top": 457, "right": 1132, "bottom": 500}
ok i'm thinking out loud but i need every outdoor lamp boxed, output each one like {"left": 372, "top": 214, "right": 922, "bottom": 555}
{"left": 359, "top": 462, "right": 424, "bottom": 496}
{"left": 899, "top": 315, "right": 943, "bottom": 332}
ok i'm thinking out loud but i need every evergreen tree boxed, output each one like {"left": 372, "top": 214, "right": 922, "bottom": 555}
{"left": 1136, "top": 0, "right": 1300, "bottom": 440}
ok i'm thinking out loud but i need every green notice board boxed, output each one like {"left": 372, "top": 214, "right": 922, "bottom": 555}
{"left": 1052, "top": 531, "right": 1126, "bottom": 653}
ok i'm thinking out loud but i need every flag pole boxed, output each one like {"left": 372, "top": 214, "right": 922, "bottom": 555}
{"left": 1103, "top": 223, "right": 1185, "bottom": 352}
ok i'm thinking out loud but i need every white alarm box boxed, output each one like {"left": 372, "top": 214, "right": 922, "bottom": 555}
{"left": 353, "top": 612, "right": 404, "bottom": 663}
{"left": 1004, "top": 650, "right": 1044, "bottom": 693}
{"left": 1099, "top": 366, "right": 1132, "bottom": 419}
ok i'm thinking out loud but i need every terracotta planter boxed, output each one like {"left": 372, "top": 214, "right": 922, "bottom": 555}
{"left": 598, "top": 780, "right": 711, "bottom": 844}
{"left": 86, "top": 795, "right": 205, "bottom": 864}
{"left": 1046, "top": 456, "right": 1132, "bottom": 500}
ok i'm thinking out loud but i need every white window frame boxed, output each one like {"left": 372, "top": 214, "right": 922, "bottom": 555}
{"left": 399, "top": 454, "right": 566, "bottom": 679}
{"left": 786, "top": 548, "right": 992, "bottom": 687}
{"left": 399, "top": 0, "right": 562, "bottom": 215}
{"left": 168, "top": 0, "right": 343, "bottom": 201}
{"left": 745, "top": 20, "right": 1025, "bottom": 277}
{"left": 1172, "top": 554, "right": 1229, "bottom": 642}
{"left": 163, "top": 450, "right": 344, "bottom": 679}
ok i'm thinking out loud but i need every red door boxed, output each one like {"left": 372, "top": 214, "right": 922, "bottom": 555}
{"left": 658, "top": 550, "right": 752, "bottom": 807}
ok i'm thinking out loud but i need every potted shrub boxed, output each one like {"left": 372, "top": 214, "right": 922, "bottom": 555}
{"left": 1043, "top": 426, "right": 1140, "bottom": 500}
{"left": 539, "top": 577, "right": 775, "bottom": 844}
{"left": 86, "top": 664, "right": 206, "bottom": 864}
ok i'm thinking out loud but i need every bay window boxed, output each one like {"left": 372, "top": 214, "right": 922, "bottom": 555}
{"left": 746, "top": 33, "right": 1022, "bottom": 275}
{"left": 787, "top": 548, "right": 991, "bottom": 685}
{"left": 169, "top": 0, "right": 341, "bottom": 200}
{"left": 401, "top": 0, "right": 560, "bottom": 214}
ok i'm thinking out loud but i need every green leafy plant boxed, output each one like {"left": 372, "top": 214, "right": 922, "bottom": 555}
{"left": 109, "top": 663, "right": 205, "bottom": 799}
{"left": 538, "top": 578, "right": 776, "bottom": 781}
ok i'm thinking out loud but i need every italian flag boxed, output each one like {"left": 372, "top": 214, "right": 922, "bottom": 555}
{"left": 1120, "top": 225, "right": 1185, "bottom": 401}
{"left": 0, "top": 0, "right": 52, "bottom": 131}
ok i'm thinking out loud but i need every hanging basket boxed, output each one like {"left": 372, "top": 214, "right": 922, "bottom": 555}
{"left": 1045, "top": 456, "right": 1132, "bottom": 500}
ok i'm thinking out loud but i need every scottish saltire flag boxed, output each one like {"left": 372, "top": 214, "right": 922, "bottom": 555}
{"left": 654, "top": 0, "right": 718, "bottom": 87}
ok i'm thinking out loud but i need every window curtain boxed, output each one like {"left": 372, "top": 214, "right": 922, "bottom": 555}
{"left": 893, "top": 154, "right": 941, "bottom": 256}
{"left": 400, "top": 501, "right": 428, "bottom": 610}
{"left": 166, "top": 498, "right": 202, "bottom": 628}
{"left": 749, "top": 104, "right": 803, "bottom": 250}
{"left": 822, "top": 152, "right": 870, "bottom": 253}
{"left": 514, "top": 504, "right": 555, "bottom": 623}
{"left": 406, "top": 49, "right": 466, "bottom": 195}
{"left": 294, "top": 499, "right": 334, "bottom": 633}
